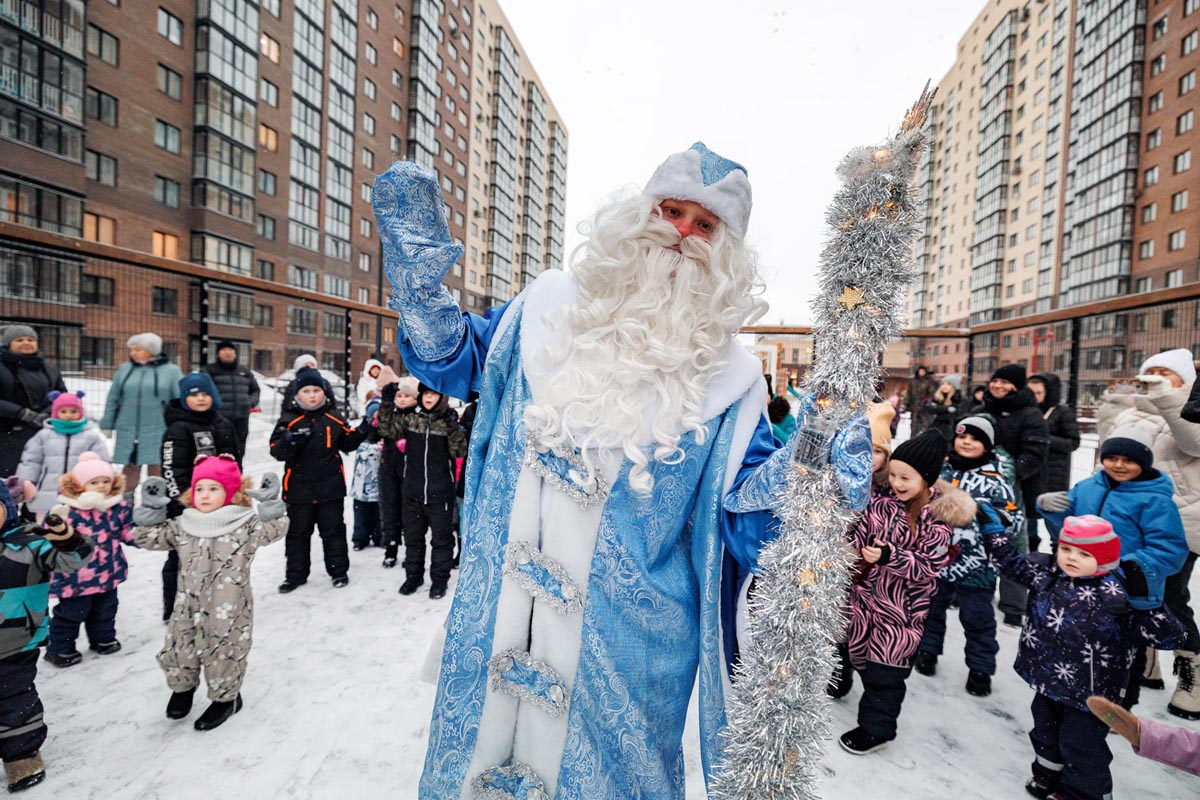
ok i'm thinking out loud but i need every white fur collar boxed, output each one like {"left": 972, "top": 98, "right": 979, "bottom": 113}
{"left": 516, "top": 270, "right": 762, "bottom": 441}
{"left": 57, "top": 491, "right": 123, "bottom": 511}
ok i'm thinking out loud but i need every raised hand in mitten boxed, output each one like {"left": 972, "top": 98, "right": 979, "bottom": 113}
{"left": 1036, "top": 491, "right": 1070, "bottom": 513}
{"left": 372, "top": 162, "right": 466, "bottom": 361}
{"left": 133, "top": 477, "right": 171, "bottom": 527}
{"left": 257, "top": 499, "right": 288, "bottom": 522}
{"left": 247, "top": 473, "right": 280, "bottom": 502}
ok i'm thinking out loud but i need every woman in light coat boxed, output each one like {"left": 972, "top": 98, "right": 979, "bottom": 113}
{"left": 99, "top": 335, "right": 182, "bottom": 494}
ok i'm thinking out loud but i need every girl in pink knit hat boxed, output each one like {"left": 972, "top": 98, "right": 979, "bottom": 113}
{"left": 15, "top": 391, "right": 108, "bottom": 517}
{"left": 45, "top": 451, "right": 133, "bottom": 667}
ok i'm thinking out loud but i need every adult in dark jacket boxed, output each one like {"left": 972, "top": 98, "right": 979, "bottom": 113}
{"left": 159, "top": 372, "right": 240, "bottom": 621}
{"left": 202, "top": 340, "right": 259, "bottom": 460}
{"left": 377, "top": 382, "right": 466, "bottom": 599}
{"left": 981, "top": 364, "right": 1051, "bottom": 625}
{"left": 0, "top": 326, "right": 66, "bottom": 477}
{"left": 925, "top": 376, "right": 963, "bottom": 443}
{"left": 1028, "top": 372, "right": 1081, "bottom": 550}
{"left": 906, "top": 365, "right": 938, "bottom": 435}
{"left": 269, "top": 368, "right": 367, "bottom": 592}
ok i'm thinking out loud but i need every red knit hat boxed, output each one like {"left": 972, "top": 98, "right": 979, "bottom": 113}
{"left": 190, "top": 454, "right": 242, "bottom": 505}
{"left": 1060, "top": 515, "right": 1123, "bottom": 574}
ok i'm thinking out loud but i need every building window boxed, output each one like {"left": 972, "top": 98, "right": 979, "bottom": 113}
{"left": 157, "top": 8, "right": 183, "bottom": 45}
{"left": 365, "top": 43, "right": 377, "bottom": 65}
{"left": 1176, "top": 150, "right": 1192, "bottom": 174}
{"left": 254, "top": 305, "right": 273, "bottom": 327}
{"left": 1170, "top": 230, "right": 1187, "bottom": 251}
{"left": 86, "top": 24, "right": 119, "bottom": 66}
{"left": 1153, "top": 16, "right": 1169, "bottom": 40}
{"left": 322, "top": 275, "right": 350, "bottom": 298}
{"left": 1182, "top": 112, "right": 1197, "bottom": 136}
{"left": 390, "top": 135, "right": 401, "bottom": 154}
{"left": 82, "top": 212, "right": 115, "bottom": 244}
{"left": 1168, "top": 269, "right": 1185, "bottom": 288}
{"left": 1139, "top": 240, "right": 1155, "bottom": 259}
{"left": 1135, "top": 314, "right": 1149, "bottom": 333}
{"left": 258, "top": 124, "right": 278, "bottom": 152}
{"left": 1185, "top": 30, "right": 1200, "bottom": 56}
{"left": 1173, "top": 190, "right": 1190, "bottom": 212}
{"left": 1145, "top": 166, "right": 1160, "bottom": 187}
{"left": 1148, "top": 129, "right": 1163, "bottom": 150}
{"left": 362, "top": 148, "right": 374, "bottom": 169}
{"left": 154, "top": 120, "right": 181, "bottom": 153}
{"left": 152, "top": 231, "right": 179, "bottom": 259}
{"left": 260, "top": 79, "right": 278, "bottom": 108}
{"left": 392, "top": 37, "right": 403, "bottom": 57}
{"left": 255, "top": 259, "right": 274, "bottom": 281}
{"left": 323, "top": 312, "right": 343, "bottom": 337}
{"left": 363, "top": 113, "right": 375, "bottom": 136}
{"left": 1165, "top": 309, "right": 1179, "bottom": 329}
{"left": 84, "top": 150, "right": 117, "bottom": 187}
{"left": 359, "top": 218, "right": 371, "bottom": 237}
{"left": 81, "top": 337, "right": 114, "bottom": 367}
{"left": 367, "top": 7, "right": 378, "bottom": 28}
{"left": 1142, "top": 203, "right": 1157, "bottom": 223}
{"left": 154, "top": 176, "right": 180, "bottom": 207}
{"left": 253, "top": 349, "right": 273, "bottom": 372}
{"left": 287, "top": 264, "right": 317, "bottom": 291}
{"left": 80, "top": 275, "right": 114, "bottom": 307}
{"left": 1150, "top": 92, "right": 1165, "bottom": 113}
{"left": 152, "top": 286, "right": 178, "bottom": 315}
{"left": 192, "top": 234, "right": 252, "bottom": 274}
{"left": 364, "top": 78, "right": 376, "bottom": 100}
{"left": 257, "top": 214, "right": 276, "bottom": 240}
{"left": 287, "top": 306, "right": 317, "bottom": 335}
{"left": 1137, "top": 277, "right": 1152, "bottom": 293}
{"left": 1188, "top": 0, "right": 1199, "bottom": 16}
{"left": 258, "top": 170, "right": 276, "bottom": 195}
{"left": 260, "top": 33, "right": 280, "bottom": 63}
{"left": 359, "top": 253, "right": 371, "bottom": 271}
{"left": 1183, "top": 70, "right": 1198, "bottom": 96}
{"left": 1152, "top": 54, "right": 1167, "bottom": 76}
{"left": 262, "top": 0, "right": 279, "bottom": 17}
{"left": 84, "top": 88, "right": 118, "bottom": 126}
{"left": 156, "top": 66, "right": 182, "bottom": 103}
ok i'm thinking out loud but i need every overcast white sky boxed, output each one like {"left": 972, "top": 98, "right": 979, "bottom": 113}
{"left": 497, "top": 0, "right": 985, "bottom": 324}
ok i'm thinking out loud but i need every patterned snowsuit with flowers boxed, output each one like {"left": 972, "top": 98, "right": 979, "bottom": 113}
{"left": 134, "top": 506, "right": 287, "bottom": 701}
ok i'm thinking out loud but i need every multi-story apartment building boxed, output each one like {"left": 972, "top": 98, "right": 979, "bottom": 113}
{"left": 463, "top": 0, "right": 567, "bottom": 312}
{"left": 1, "top": 0, "right": 564, "bottom": 385}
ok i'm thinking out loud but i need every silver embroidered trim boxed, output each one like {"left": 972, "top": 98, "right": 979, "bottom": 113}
{"left": 487, "top": 648, "right": 569, "bottom": 717}
{"left": 523, "top": 437, "right": 610, "bottom": 509}
{"left": 503, "top": 541, "right": 584, "bottom": 615}
{"left": 471, "top": 762, "right": 548, "bottom": 800}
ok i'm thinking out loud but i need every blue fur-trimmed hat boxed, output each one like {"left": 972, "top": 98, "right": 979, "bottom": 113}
{"left": 643, "top": 142, "right": 753, "bottom": 239}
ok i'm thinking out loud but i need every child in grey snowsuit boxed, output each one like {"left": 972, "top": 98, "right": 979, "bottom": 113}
{"left": 133, "top": 456, "right": 287, "bottom": 731}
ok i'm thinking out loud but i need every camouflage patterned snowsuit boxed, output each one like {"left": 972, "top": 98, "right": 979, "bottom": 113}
{"left": 134, "top": 506, "right": 286, "bottom": 701}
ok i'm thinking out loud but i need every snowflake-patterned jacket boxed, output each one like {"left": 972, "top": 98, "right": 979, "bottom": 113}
{"left": 846, "top": 485, "right": 958, "bottom": 668}
{"left": 51, "top": 493, "right": 135, "bottom": 598}
{"left": 939, "top": 456, "right": 1024, "bottom": 590}
{"left": 983, "top": 530, "right": 1183, "bottom": 710}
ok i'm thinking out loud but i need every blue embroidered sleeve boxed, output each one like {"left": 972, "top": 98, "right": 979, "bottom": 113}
{"left": 398, "top": 302, "right": 511, "bottom": 401}
{"left": 720, "top": 415, "right": 782, "bottom": 573}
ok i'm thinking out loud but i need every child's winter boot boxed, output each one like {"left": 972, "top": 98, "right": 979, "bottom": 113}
{"left": 1140, "top": 647, "right": 1164, "bottom": 690}
{"left": 4, "top": 753, "right": 44, "bottom": 793}
{"left": 166, "top": 687, "right": 196, "bottom": 719}
{"left": 89, "top": 640, "right": 121, "bottom": 655}
{"left": 194, "top": 694, "right": 243, "bottom": 731}
{"left": 1168, "top": 650, "right": 1200, "bottom": 720}
{"left": 913, "top": 650, "right": 937, "bottom": 677}
{"left": 42, "top": 651, "right": 81, "bottom": 668}
{"left": 965, "top": 670, "right": 992, "bottom": 697}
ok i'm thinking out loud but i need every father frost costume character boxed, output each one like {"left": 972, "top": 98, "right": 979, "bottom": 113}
{"left": 373, "top": 144, "right": 872, "bottom": 799}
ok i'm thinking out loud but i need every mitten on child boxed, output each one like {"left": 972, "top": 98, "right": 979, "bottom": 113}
{"left": 1036, "top": 491, "right": 1070, "bottom": 513}
{"left": 1119, "top": 560, "right": 1150, "bottom": 598}
{"left": 133, "top": 477, "right": 171, "bottom": 527}
{"left": 42, "top": 504, "right": 85, "bottom": 550}
{"left": 246, "top": 472, "right": 280, "bottom": 502}
{"left": 258, "top": 499, "right": 287, "bottom": 522}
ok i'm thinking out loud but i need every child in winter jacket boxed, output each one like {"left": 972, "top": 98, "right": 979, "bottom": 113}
{"left": 982, "top": 513, "right": 1183, "bottom": 800}
{"left": 0, "top": 478, "right": 93, "bottom": 792}
{"left": 159, "top": 372, "right": 241, "bottom": 622}
{"left": 378, "top": 375, "right": 418, "bottom": 569}
{"left": 840, "top": 430, "right": 960, "bottom": 755}
{"left": 269, "top": 368, "right": 367, "bottom": 592}
{"left": 915, "top": 416, "right": 1024, "bottom": 697}
{"left": 377, "top": 381, "right": 466, "bottom": 599}
{"left": 44, "top": 452, "right": 135, "bottom": 667}
{"left": 351, "top": 396, "right": 383, "bottom": 550}
{"left": 16, "top": 391, "right": 108, "bottom": 517}
{"left": 132, "top": 456, "right": 288, "bottom": 731}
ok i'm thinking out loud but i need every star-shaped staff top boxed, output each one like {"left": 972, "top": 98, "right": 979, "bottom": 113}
{"left": 838, "top": 285, "right": 866, "bottom": 311}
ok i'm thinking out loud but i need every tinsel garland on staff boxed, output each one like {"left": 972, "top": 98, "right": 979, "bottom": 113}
{"left": 709, "top": 84, "right": 936, "bottom": 800}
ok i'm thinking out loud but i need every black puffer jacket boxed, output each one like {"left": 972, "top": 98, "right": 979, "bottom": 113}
{"left": 925, "top": 390, "right": 963, "bottom": 442}
{"left": 269, "top": 399, "right": 366, "bottom": 503}
{"left": 0, "top": 351, "right": 67, "bottom": 476}
{"left": 161, "top": 400, "right": 241, "bottom": 500}
{"left": 203, "top": 359, "right": 260, "bottom": 419}
{"left": 378, "top": 394, "right": 466, "bottom": 504}
{"left": 981, "top": 387, "right": 1051, "bottom": 508}
{"left": 1031, "top": 373, "right": 1080, "bottom": 493}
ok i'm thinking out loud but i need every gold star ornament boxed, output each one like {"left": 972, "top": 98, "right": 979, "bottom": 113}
{"left": 838, "top": 285, "right": 866, "bottom": 311}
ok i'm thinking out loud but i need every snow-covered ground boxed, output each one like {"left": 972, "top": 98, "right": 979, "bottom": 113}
{"left": 35, "top": 415, "right": 1198, "bottom": 798}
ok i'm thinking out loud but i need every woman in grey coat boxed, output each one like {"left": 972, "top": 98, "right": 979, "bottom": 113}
{"left": 99, "top": 334, "right": 182, "bottom": 494}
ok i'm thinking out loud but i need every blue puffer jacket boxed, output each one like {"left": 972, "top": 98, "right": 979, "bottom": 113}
{"left": 1040, "top": 469, "right": 1189, "bottom": 610}
{"left": 983, "top": 530, "right": 1182, "bottom": 710}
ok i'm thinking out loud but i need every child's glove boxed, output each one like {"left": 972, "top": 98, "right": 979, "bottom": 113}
{"left": 258, "top": 499, "right": 287, "bottom": 522}
{"left": 1119, "top": 560, "right": 1150, "bottom": 598}
{"left": 285, "top": 423, "right": 314, "bottom": 445}
{"left": 975, "top": 500, "right": 1008, "bottom": 536}
{"left": 4, "top": 476, "right": 32, "bottom": 506}
{"left": 42, "top": 504, "right": 84, "bottom": 550}
{"left": 1036, "top": 491, "right": 1070, "bottom": 513}
{"left": 18, "top": 409, "right": 48, "bottom": 427}
{"left": 133, "top": 477, "right": 171, "bottom": 527}
{"left": 247, "top": 473, "right": 281, "bottom": 502}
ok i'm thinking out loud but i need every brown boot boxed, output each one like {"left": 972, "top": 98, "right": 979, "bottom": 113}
{"left": 1169, "top": 651, "right": 1200, "bottom": 720}
{"left": 4, "top": 753, "right": 45, "bottom": 792}
{"left": 1141, "top": 646, "right": 1164, "bottom": 690}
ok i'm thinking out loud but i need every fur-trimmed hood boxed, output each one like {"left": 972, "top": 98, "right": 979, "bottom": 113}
{"left": 57, "top": 472, "right": 126, "bottom": 509}
{"left": 930, "top": 479, "right": 977, "bottom": 528}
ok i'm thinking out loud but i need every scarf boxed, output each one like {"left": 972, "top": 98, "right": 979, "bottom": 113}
{"left": 49, "top": 418, "right": 87, "bottom": 435}
{"left": 948, "top": 451, "right": 994, "bottom": 472}
{"left": 57, "top": 491, "right": 123, "bottom": 511}
{"left": 178, "top": 505, "right": 256, "bottom": 538}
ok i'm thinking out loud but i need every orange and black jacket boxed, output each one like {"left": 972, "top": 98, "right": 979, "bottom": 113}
{"left": 269, "top": 400, "right": 367, "bottom": 503}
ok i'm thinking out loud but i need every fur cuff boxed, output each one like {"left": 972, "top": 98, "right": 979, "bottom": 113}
{"left": 931, "top": 480, "right": 977, "bottom": 527}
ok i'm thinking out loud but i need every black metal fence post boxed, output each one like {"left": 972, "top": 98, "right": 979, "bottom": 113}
{"left": 1067, "top": 317, "right": 1082, "bottom": 409}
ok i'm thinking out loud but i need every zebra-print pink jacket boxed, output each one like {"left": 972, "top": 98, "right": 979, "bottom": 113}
{"left": 846, "top": 483, "right": 967, "bottom": 668}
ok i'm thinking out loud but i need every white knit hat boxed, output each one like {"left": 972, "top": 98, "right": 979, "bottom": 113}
{"left": 643, "top": 142, "right": 753, "bottom": 239}
{"left": 293, "top": 353, "right": 318, "bottom": 371}
{"left": 1139, "top": 348, "right": 1197, "bottom": 383}
{"left": 126, "top": 333, "right": 163, "bottom": 356}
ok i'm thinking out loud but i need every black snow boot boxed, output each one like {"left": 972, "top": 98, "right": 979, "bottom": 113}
{"left": 194, "top": 694, "right": 243, "bottom": 731}
{"left": 398, "top": 576, "right": 423, "bottom": 595}
{"left": 913, "top": 651, "right": 938, "bottom": 677}
{"left": 965, "top": 670, "right": 992, "bottom": 697}
{"left": 827, "top": 643, "right": 853, "bottom": 699}
{"left": 43, "top": 651, "right": 81, "bottom": 668}
{"left": 166, "top": 687, "right": 196, "bottom": 719}
{"left": 429, "top": 581, "right": 448, "bottom": 600}
{"left": 90, "top": 640, "right": 121, "bottom": 655}
{"left": 838, "top": 727, "right": 891, "bottom": 755}
{"left": 277, "top": 579, "right": 306, "bottom": 594}
{"left": 4, "top": 754, "right": 44, "bottom": 793}
{"left": 1024, "top": 776, "right": 1057, "bottom": 799}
